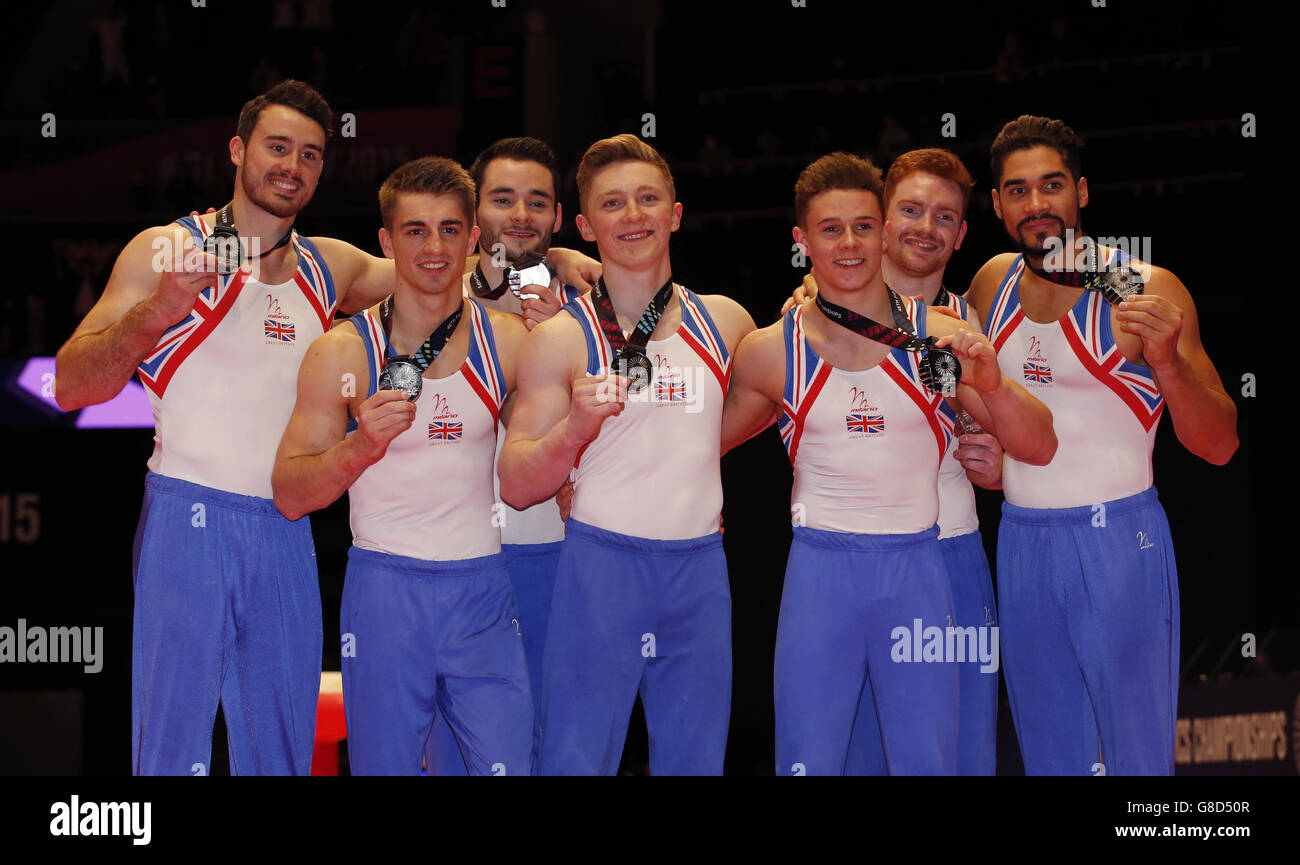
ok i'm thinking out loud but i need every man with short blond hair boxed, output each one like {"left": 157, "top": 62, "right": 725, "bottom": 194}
{"left": 500, "top": 134, "right": 756, "bottom": 775}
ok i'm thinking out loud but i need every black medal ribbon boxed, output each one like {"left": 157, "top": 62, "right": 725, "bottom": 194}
{"left": 814, "top": 287, "right": 962, "bottom": 395}
{"left": 590, "top": 276, "right": 675, "bottom": 394}
{"left": 374, "top": 294, "right": 464, "bottom": 402}
{"left": 469, "top": 263, "right": 509, "bottom": 300}
{"left": 1027, "top": 235, "right": 1145, "bottom": 306}
{"left": 203, "top": 202, "right": 295, "bottom": 275}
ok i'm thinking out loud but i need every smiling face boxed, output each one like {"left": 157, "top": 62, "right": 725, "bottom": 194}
{"left": 991, "top": 145, "right": 1089, "bottom": 258}
{"left": 793, "top": 187, "right": 883, "bottom": 295}
{"left": 884, "top": 172, "right": 967, "bottom": 278}
{"left": 379, "top": 191, "right": 480, "bottom": 296}
{"left": 476, "top": 157, "right": 562, "bottom": 263}
{"left": 576, "top": 160, "right": 681, "bottom": 272}
{"left": 232, "top": 104, "right": 326, "bottom": 219}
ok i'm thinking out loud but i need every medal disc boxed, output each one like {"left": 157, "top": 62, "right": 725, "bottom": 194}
{"left": 508, "top": 256, "right": 552, "bottom": 301}
{"left": 377, "top": 356, "right": 423, "bottom": 402}
{"left": 205, "top": 227, "right": 242, "bottom": 275}
{"left": 1095, "top": 265, "right": 1145, "bottom": 307}
{"left": 919, "top": 347, "right": 961, "bottom": 395}
{"left": 618, "top": 348, "right": 654, "bottom": 394}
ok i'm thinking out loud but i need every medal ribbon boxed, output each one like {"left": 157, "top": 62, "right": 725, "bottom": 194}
{"left": 814, "top": 287, "right": 961, "bottom": 395}
{"left": 1024, "top": 234, "right": 1101, "bottom": 289}
{"left": 814, "top": 287, "right": 932, "bottom": 353}
{"left": 378, "top": 294, "right": 464, "bottom": 371}
{"left": 1024, "top": 235, "right": 1142, "bottom": 303}
{"left": 214, "top": 202, "right": 295, "bottom": 259}
{"left": 469, "top": 263, "right": 509, "bottom": 300}
{"left": 589, "top": 276, "right": 675, "bottom": 361}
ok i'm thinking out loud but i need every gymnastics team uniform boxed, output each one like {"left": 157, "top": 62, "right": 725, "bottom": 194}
{"left": 985, "top": 253, "right": 1175, "bottom": 775}
{"left": 775, "top": 298, "right": 959, "bottom": 775}
{"left": 342, "top": 298, "right": 532, "bottom": 775}
{"left": 132, "top": 215, "right": 336, "bottom": 775}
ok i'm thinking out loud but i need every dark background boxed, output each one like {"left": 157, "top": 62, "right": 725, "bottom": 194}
{"left": 0, "top": 0, "right": 1283, "bottom": 775}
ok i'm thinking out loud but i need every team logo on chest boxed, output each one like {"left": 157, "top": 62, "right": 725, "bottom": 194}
{"left": 845, "top": 387, "right": 885, "bottom": 439}
{"left": 651, "top": 353, "right": 689, "bottom": 404}
{"left": 1022, "top": 335, "right": 1053, "bottom": 385}
{"left": 425, "top": 393, "right": 464, "bottom": 443}
{"left": 263, "top": 294, "right": 296, "bottom": 344}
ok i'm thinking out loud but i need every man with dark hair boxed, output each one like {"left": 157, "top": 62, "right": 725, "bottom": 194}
{"left": 54, "top": 77, "right": 602, "bottom": 775}
{"left": 967, "top": 114, "right": 1238, "bottom": 775}
{"left": 235, "top": 79, "right": 334, "bottom": 147}
{"left": 462, "top": 136, "right": 602, "bottom": 317}
{"left": 424, "top": 136, "right": 580, "bottom": 775}
{"left": 468, "top": 136, "right": 564, "bottom": 221}
{"left": 54, "top": 79, "right": 411, "bottom": 775}
{"left": 784, "top": 148, "right": 1008, "bottom": 774}
{"left": 465, "top": 136, "right": 571, "bottom": 329}
{"left": 988, "top": 114, "right": 1084, "bottom": 193}
{"left": 499, "top": 134, "right": 756, "bottom": 775}
{"left": 272, "top": 156, "right": 534, "bottom": 775}
{"left": 724, "top": 152, "right": 1055, "bottom": 775}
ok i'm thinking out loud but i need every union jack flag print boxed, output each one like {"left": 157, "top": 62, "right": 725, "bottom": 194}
{"left": 846, "top": 413, "right": 885, "bottom": 435}
{"left": 1023, "top": 361, "right": 1053, "bottom": 384}
{"left": 427, "top": 421, "right": 463, "bottom": 441}
{"left": 265, "top": 319, "right": 296, "bottom": 342}
{"left": 654, "top": 379, "right": 687, "bottom": 402}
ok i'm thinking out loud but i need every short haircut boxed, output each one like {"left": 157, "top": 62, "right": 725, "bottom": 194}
{"left": 468, "top": 137, "right": 562, "bottom": 205}
{"left": 884, "top": 148, "right": 976, "bottom": 217}
{"left": 990, "top": 115, "right": 1084, "bottom": 186}
{"left": 236, "top": 79, "right": 333, "bottom": 145}
{"left": 794, "top": 152, "right": 884, "bottom": 227}
{"left": 378, "top": 156, "right": 477, "bottom": 229}
{"left": 576, "top": 134, "right": 676, "bottom": 207}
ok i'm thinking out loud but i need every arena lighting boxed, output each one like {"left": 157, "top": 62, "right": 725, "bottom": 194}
{"left": 13, "top": 357, "right": 154, "bottom": 429}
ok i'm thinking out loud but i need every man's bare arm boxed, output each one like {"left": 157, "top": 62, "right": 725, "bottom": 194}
{"left": 485, "top": 308, "right": 529, "bottom": 395}
{"left": 272, "top": 327, "right": 416, "bottom": 520}
{"left": 722, "top": 325, "right": 784, "bottom": 455}
{"left": 1121, "top": 267, "right": 1237, "bottom": 465}
{"left": 498, "top": 316, "right": 624, "bottom": 509}
{"left": 545, "top": 247, "right": 602, "bottom": 295}
{"left": 952, "top": 296, "right": 1007, "bottom": 489}
{"left": 55, "top": 226, "right": 221, "bottom": 411}
{"left": 310, "top": 236, "right": 396, "bottom": 315}
{"left": 930, "top": 315, "right": 1057, "bottom": 467}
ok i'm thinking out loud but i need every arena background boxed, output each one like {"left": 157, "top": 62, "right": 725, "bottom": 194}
{"left": 0, "top": 0, "right": 1285, "bottom": 776}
